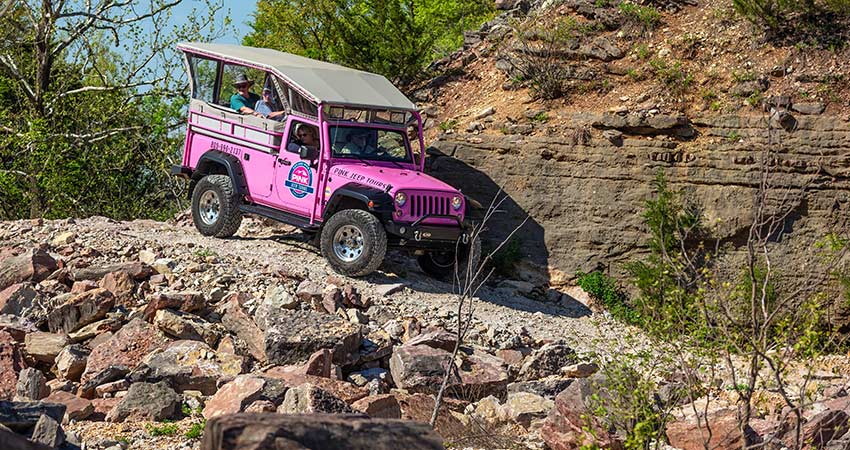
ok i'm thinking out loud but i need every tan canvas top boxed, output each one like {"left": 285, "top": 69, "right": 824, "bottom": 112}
{"left": 177, "top": 42, "right": 416, "bottom": 111}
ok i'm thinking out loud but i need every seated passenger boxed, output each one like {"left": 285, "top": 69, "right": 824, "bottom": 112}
{"left": 255, "top": 87, "right": 286, "bottom": 121}
{"left": 341, "top": 131, "right": 377, "bottom": 156}
{"left": 230, "top": 74, "right": 261, "bottom": 116}
{"left": 294, "top": 123, "right": 319, "bottom": 151}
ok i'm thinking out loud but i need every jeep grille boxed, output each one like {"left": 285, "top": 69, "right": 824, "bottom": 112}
{"left": 409, "top": 193, "right": 453, "bottom": 218}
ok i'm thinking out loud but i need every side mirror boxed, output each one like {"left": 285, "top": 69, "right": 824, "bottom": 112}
{"left": 299, "top": 145, "right": 318, "bottom": 161}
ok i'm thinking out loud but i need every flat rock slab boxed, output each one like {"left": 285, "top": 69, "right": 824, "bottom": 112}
{"left": 106, "top": 381, "right": 180, "bottom": 422}
{"left": 47, "top": 288, "right": 114, "bottom": 334}
{"left": 264, "top": 310, "right": 360, "bottom": 366}
{"left": 201, "top": 413, "right": 444, "bottom": 450}
{"left": 0, "top": 250, "right": 57, "bottom": 292}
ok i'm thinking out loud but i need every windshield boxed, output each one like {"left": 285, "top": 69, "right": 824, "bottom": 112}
{"left": 329, "top": 125, "right": 411, "bottom": 163}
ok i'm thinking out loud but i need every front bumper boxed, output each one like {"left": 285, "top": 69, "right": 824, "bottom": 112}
{"left": 384, "top": 218, "right": 473, "bottom": 248}
{"left": 171, "top": 165, "right": 193, "bottom": 179}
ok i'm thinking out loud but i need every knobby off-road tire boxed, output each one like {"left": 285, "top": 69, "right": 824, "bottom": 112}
{"left": 418, "top": 234, "right": 482, "bottom": 285}
{"left": 191, "top": 174, "right": 243, "bottom": 238}
{"left": 320, "top": 209, "right": 387, "bottom": 277}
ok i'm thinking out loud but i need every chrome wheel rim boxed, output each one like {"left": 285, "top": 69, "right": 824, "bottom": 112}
{"left": 199, "top": 190, "right": 220, "bottom": 226}
{"left": 333, "top": 225, "right": 364, "bottom": 262}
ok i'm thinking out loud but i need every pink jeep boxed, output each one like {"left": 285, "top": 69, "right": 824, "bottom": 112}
{"left": 172, "top": 43, "right": 480, "bottom": 279}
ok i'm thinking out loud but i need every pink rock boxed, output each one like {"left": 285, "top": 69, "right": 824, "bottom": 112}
{"left": 666, "top": 408, "right": 752, "bottom": 450}
{"left": 541, "top": 378, "right": 623, "bottom": 450}
{"left": 70, "top": 280, "right": 98, "bottom": 295}
{"left": 202, "top": 375, "right": 266, "bottom": 419}
{"left": 0, "top": 283, "right": 38, "bottom": 316}
{"left": 99, "top": 271, "right": 136, "bottom": 306}
{"left": 352, "top": 394, "right": 402, "bottom": 419}
{"left": 0, "top": 249, "right": 57, "bottom": 291}
{"left": 244, "top": 399, "right": 277, "bottom": 413}
{"left": 219, "top": 293, "right": 266, "bottom": 362}
{"left": 142, "top": 291, "right": 205, "bottom": 321}
{"left": 262, "top": 369, "right": 368, "bottom": 404}
{"left": 44, "top": 390, "right": 94, "bottom": 422}
{"left": 80, "top": 318, "right": 168, "bottom": 385}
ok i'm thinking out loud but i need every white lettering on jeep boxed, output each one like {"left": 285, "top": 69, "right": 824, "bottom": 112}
{"left": 331, "top": 167, "right": 388, "bottom": 190}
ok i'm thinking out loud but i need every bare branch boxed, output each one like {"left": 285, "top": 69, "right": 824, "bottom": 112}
{"left": 0, "top": 53, "right": 37, "bottom": 103}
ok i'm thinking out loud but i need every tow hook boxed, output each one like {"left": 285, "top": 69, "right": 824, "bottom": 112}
{"left": 461, "top": 233, "right": 469, "bottom": 245}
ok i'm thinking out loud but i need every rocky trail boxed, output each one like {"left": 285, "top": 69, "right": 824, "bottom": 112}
{"left": 0, "top": 215, "right": 631, "bottom": 450}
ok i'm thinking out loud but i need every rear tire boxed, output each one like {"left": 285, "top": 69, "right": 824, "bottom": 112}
{"left": 418, "top": 234, "right": 482, "bottom": 285}
{"left": 191, "top": 174, "right": 243, "bottom": 238}
{"left": 320, "top": 209, "right": 387, "bottom": 277}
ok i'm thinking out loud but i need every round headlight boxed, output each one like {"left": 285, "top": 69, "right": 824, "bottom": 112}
{"left": 395, "top": 192, "right": 407, "bottom": 206}
{"left": 451, "top": 195, "right": 462, "bottom": 211}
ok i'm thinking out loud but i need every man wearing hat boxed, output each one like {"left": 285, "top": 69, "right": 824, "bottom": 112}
{"left": 230, "top": 73, "right": 262, "bottom": 115}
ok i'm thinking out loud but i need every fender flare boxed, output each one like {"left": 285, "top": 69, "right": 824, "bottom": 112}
{"left": 323, "top": 183, "right": 393, "bottom": 220}
{"left": 191, "top": 150, "right": 249, "bottom": 196}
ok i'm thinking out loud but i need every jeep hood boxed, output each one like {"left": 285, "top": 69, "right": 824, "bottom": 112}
{"left": 329, "top": 163, "right": 460, "bottom": 194}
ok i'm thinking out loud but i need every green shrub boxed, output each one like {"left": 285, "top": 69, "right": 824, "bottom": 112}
{"left": 439, "top": 119, "right": 458, "bottom": 131}
{"left": 576, "top": 271, "right": 640, "bottom": 324}
{"left": 648, "top": 58, "right": 693, "bottom": 100}
{"left": 145, "top": 423, "right": 179, "bottom": 437}
{"left": 185, "top": 421, "right": 206, "bottom": 439}
{"left": 619, "top": 2, "right": 662, "bottom": 34}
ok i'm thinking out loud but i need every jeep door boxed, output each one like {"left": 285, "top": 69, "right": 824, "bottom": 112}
{"left": 272, "top": 117, "right": 321, "bottom": 216}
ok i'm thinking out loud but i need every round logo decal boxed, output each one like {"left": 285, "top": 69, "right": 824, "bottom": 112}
{"left": 284, "top": 162, "right": 314, "bottom": 199}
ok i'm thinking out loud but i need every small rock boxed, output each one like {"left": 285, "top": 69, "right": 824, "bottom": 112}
{"left": 151, "top": 258, "right": 176, "bottom": 275}
{"left": 375, "top": 283, "right": 405, "bottom": 297}
{"left": 47, "top": 288, "right": 114, "bottom": 334}
{"left": 202, "top": 375, "right": 266, "bottom": 419}
{"left": 518, "top": 342, "right": 577, "bottom": 381}
{"left": 24, "top": 332, "right": 68, "bottom": 365}
{"left": 55, "top": 345, "right": 89, "bottom": 381}
{"left": 44, "top": 390, "right": 94, "bottom": 422}
{"left": 31, "top": 413, "right": 65, "bottom": 447}
{"left": 474, "top": 106, "right": 496, "bottom": 120}
{"left": 51, "top": 232, "right": 76, "bottom": 246}
{"left": 295, "top": 280, "right": 323, "bottom": 302}
{"left": 791, "top": 102, "right": 826, "bottom": 115}
{"left": 560, "top": 362, "right": 599, "bottom": 378}
{"left": 352, "top": 394, "right": 402, "bottom": 419}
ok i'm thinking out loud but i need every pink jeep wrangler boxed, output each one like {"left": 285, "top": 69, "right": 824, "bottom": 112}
{"left": 172, "top": 43, "right": 480, "bottom": 279}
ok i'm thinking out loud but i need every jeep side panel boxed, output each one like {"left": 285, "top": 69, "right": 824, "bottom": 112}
{"left": 184, "top": 99, "right": 281, "bottom": 201}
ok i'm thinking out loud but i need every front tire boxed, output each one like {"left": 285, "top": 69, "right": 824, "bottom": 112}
{"left": 320, "top": 209, "right": 387, "bottom": 277}
{"left": 418, "top": 234, "right": 482, "bottom": 285}
{"left": 191, "top": 174, "right": 243, "bottom": 238}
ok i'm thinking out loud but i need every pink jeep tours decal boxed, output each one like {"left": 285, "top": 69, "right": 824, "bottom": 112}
{"left": 285, "top": 162, "right": 314, "bottom": 198}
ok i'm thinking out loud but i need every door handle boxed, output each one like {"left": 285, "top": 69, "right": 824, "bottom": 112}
{"left": 277, "top": 158, "right": 291, "bottom": 166}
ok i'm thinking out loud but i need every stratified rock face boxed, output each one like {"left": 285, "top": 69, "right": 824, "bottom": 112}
{"left": 200, "top": 413, "right": 445, "bottom": 450}
{"left": 263, "top": 310, "right": 361, "bottom": 366}
{"left": 430, "top": 114, "right": 850, "bottom": 285}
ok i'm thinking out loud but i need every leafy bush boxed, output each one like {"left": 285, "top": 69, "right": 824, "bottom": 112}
{"left": 490, "top": 238, "right": 523, "bottom": 277}
{"left": 246, "top": 0, "right": 495, "bottom": 83}
{"left": 732, "top": 0, "right": 850, "bottom": 47}
{"left": 576, "top": 271, "right": 640, "bottom": 324}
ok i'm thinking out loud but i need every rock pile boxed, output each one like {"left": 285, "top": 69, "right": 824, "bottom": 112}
{"left": 0, "top": 217, "right": 606, "bottom": 449}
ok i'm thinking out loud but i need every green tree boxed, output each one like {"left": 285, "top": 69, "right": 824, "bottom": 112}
{"left": 0, "top": 0, "right": 226, "bottom": 220}
{"left": 244, "top": 0, "right": 494, "bottom": 83}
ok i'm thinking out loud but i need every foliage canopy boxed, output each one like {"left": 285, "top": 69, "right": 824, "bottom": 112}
{"left": 244, "top": 0, "right": 495, "bottom": 84}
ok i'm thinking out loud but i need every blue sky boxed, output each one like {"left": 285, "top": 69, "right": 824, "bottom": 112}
{"left": 171, "top": 0, "right": 257, "bottom": 44}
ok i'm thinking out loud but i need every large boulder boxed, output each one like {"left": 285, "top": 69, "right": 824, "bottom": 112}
{"left": 136, "top": 340, "right": 244, "bottom": 394}
{"left": 42, "top": 390, "right": 93, "bottom": 422}
{"left": 262, "top": 369, "right": 368, "bottom": 404}
{"left": 143, "top": 291, "right": 206, "bottom": 321}
{"left": 540, "top": 376, "right": 622, "bottom": 450}
{"left": 455, "top": 347, "right": 509, "bottom": 401}
{"left": 200, "top": 414, "right": 444, "bottom": 450}
{"left": 24, "top": 332, "right": 67, "bottom": 365}
{"left": 389, "top": 345, "right": 456, "bottom": 394}
{"left": 0, "top": 250, "right": 57, "bottom": 291}
{"left": 666, "top": 408, "right": 758, "bottom": 450}
{"left": 14, "top": 368, "right": 48, "bottom": 401}
{"left": 154, "top": 309, "right": 220, "bottom": 347}
{"left": 220, "top": 293, "right": 266, "bottom": 362}
{"left": 517, "top": 342, "right": 577, "bottom": 381}
{"left": 277, "top": 384, "right": 355, "bottom": 414}
{"left": 80, "top": 318, "right": 168, "bottom": 386}
{"left": 46, "top": 288, "right": 114, "bottom": 334}
{"left": 202, "top": 375, "right": 287, "bottom": 419}
{"left": 0, "top": 284, "right": 38, "bottom": 316}
{"left": 263, "top": 310, "right": 361, "bottom": 366}
{"left": 55, "top": 345, "right": 88, "bottom": 381}
{"left": 106, "top": 381, "right": 180, "bottom": 422}
{"left": 0, "top": 400, "right": 65, "bottom": 429}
